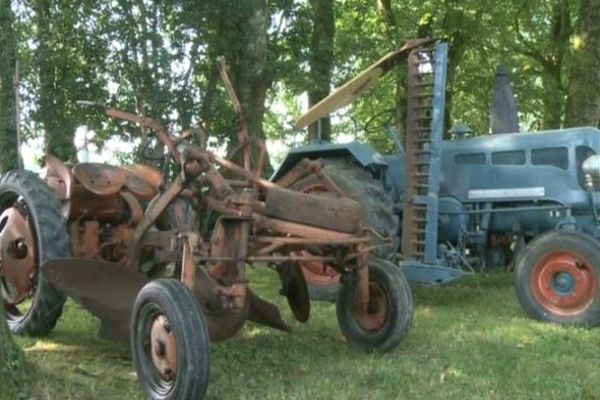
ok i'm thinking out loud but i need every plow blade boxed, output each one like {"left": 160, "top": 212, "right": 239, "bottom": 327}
{"left": 278, "top": 262, "right": 310, "bottom": 323}
{"left": 43, "top": 258, "right": 150, "bottom": 342}
{"left": 247, "top": 289, "right": 291, "bottom": 332}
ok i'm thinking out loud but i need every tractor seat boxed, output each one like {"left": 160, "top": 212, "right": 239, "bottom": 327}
{"left": 73, "top": 163, "right": 160, "bottom": 200}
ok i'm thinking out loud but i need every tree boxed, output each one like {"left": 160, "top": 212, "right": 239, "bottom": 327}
{"left": 564, "top": 0, "right": 600, "bottom": 127}
{"left": 307, "top": 0, "right": 334, "bottom": 142}
{"left": 32, "top": 0, "right": 109, "bottom": 161}
{"left": 0, "top": 0, "right": 19, "bottom": 171}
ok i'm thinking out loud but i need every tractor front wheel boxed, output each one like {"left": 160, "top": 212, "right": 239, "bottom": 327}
{"left": 131, "top": 279, "right": 211, "bottom": 400}
{"left": 336, "top": 257, "right": 413, "bottom": 352}
{"left": 515, "top": 230, "right": 600, "bottom": 326}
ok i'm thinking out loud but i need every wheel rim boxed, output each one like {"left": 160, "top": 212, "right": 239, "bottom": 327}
{"left": 531, "top": 251, "right": 598, "bottom": 316}
{"left": 351, "top": 281, "right": 390, "bottom": 332}
{"left": 0, "top": 193, "right": 38, "bottom": 320}
{"left": 138, "top": 304, "right": 178, "bottom": 396}
{"left": 297, "top": 183, "right": 341, "bottom": 287}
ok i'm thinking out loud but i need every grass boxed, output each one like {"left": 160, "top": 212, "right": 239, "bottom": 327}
{"left": 14, "top": 270, "right": 600, "bottom": 400}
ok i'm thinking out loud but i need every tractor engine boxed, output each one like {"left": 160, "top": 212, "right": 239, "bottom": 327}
{"left": 41, "top": 155, "right": 164, "bottom": 265}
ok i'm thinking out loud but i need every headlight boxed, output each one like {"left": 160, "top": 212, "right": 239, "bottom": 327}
{"left": 582, "top": 154, "right": 600, "bottom": 178}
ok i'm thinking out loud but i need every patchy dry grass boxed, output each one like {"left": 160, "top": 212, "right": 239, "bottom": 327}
{"left": 14, "top": 271, "right": 600, "bottom": 399}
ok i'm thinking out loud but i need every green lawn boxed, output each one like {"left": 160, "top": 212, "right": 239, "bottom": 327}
{"left": 15, "top": 271, "right": 600, "bottom": 400}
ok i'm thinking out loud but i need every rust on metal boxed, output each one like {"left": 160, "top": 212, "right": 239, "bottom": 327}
{"left": 123, "top": 164, "right": 164, "bottom": 192}
{"left": 264, "top": 186, "right": 360, "bottom": 233}
{"left": 277, "top": 262, "right": 310, "bottom": 323}
{"left": 43, "top": 258, "right": 150, "bottom": 341}
{"left": 73, "top": 163, "right": 128, "bottom": 196}
{"left": 0, "top": 206, "right": 36, "bottom": 304}
{"left": 150, "top": 315, "right": 178, "bottom": 381}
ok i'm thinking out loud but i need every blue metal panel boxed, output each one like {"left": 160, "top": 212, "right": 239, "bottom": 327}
{"left": 439, "top": 127, "right": 600, "bottom": 210}
{"left": 423, "top": 42, "right": 448, "bottom": 264}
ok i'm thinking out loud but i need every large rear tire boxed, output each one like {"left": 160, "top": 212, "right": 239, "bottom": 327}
{"left": 0, "top": 170, "right": 69, "bottom": 336}
{"left": 515, "top": 230, "right": 600, "bottom": 326}
{"left": 336, "top": 257, "right": 413, "bottom": 352}
{"left": 289, "top": 158, "right": 398, "bottom": 301}
{"left": 131, "top": 279, "right": 211, "bottom": 400}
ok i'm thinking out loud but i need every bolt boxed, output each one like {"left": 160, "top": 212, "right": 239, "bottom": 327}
{"left": 164, "top": 368, "right": 174, "bottom": 381}
{"left": 155, "top": 341, "right": 166, "bottom": 357}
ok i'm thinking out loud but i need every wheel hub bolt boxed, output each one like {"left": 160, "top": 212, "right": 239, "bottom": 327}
{"left": 155, "top": 341, "right": 166, "bottom": 357}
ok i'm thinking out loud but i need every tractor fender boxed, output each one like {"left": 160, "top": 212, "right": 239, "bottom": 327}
{"left": 270, "top": 141, "right": 387, "bottom": 181}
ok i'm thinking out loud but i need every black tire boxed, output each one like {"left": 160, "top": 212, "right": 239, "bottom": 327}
{"left": 336, "top": 257, "right": 413, "bottom": 352}
{"left": 131, "top": 279, "right": 210, "bottom": 400}
{"left": 0, "top": 170, "right": 68, "bottom": 336}
{"left": 515, "top": 230, "right": 600, "bottom": 326}
{"left": 290, "top": 158, "right": 398, "bottom": 301}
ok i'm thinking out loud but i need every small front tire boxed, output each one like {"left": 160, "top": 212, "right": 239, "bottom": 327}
{"left": 131, "top": 279, "right": 211, "bottom": 400}
{"left": 336, "top": 257, "right": 413, "bottom": 352}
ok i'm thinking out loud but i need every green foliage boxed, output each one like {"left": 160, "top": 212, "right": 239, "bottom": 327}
{"left": 0, "top": 306, "right": 32, "bottom": 399}
{"left": 0, "top": 0, "right": 19, "bottom": 171}
{"left": 2, "top": 0, "right": 600, "bottom": 165}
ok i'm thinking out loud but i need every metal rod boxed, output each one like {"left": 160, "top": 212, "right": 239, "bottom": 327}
{"left": 444, "top": 204, "right": 568, "bottom": 215}
{"left": 199, "top": 255, "right": 337, "bottom": 262}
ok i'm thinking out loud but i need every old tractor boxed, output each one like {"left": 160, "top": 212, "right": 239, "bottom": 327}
{"left": 274, "top": 38, "right": 600, "bottom": 327}
{"left": 0, "top": 60, "right": 413, "bottom": 399}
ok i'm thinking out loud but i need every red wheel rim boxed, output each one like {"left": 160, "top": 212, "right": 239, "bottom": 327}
{"left": 0, "top": 199, "right": 37, "bottom": 309}
{"left": 531, "top": 251, "right": 598, "bottom": 316}
{"left": 150, "top": 314, "right": 178, "bottom": 382}
{"left": 351, "top": 282, "right": 389, "bottom": 332}
{"left": 297, "top": 183, "right": 341, "bottom": 287}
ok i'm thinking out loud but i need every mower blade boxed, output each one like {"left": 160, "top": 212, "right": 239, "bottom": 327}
{"left": 247, "top": 289, "right": 291, "bottom": 332}
{"left": 43, "top": 258, "right": 150, "bottom": 342}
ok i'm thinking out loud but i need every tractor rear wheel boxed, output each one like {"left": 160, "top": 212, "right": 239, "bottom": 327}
{"left": 0, "top": 170, "right": 69, "bottom": 336}
{"left": 131, "top": 279, "right": 210, "bottom": 400}
{"left": 515, "top": 230, "right": 600, "bottom": 326}
{"left": 336, "top": 257, "right": 413, "bottom": 352}
{"left": 289, "top": 158, "right": 398, "bottom": 300}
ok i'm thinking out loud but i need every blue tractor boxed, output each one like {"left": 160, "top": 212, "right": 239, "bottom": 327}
{"left": 272, "top": 39, "right": 600, "bottom": 327}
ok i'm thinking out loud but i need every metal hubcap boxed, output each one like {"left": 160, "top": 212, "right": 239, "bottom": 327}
{"left": 150, "top": 315, "right": 178, "bottom": 381}
{"left": 532, "top": 252, "right": 598, "bottom": 316}
{"left": 0, "top": 201, "right": 36, "bottom": 305}
{"left": 351, "top": 282, "right": 389, "bottom": 332}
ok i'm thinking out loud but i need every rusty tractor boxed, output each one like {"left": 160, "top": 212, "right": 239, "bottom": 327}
{"left": 0, "top": 60, "right": 413, "bottom": 399}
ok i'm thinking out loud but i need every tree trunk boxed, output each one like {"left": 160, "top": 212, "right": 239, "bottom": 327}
{"left": 564, "top": 0, "right": 600, "bottom": 127}
{"left": 307, "top": 0, "right": 334, "bottom": 142}
{"left": 540, "top": 69, "right": 564, "bottom": 129}
{"left": 377, "top": 0, "right": 407, "bottom": 140}
{"left": 0, "top": 0, "right": 19, "bottom": 172}
{"left": 232, "top": 0, "right": 270, "bottom": 147}
{"left": 34, "top": 0, "right": 77, "bottom": 161}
